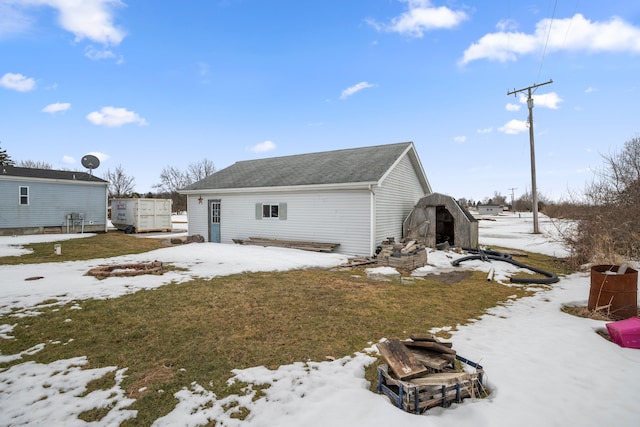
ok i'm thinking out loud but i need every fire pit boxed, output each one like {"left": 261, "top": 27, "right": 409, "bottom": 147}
{"left": 87, "top": 261, "right": 163, "bottom": 279}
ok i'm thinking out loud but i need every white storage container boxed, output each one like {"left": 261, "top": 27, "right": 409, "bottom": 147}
{"left": 110, "top": 198, "right": 173, "bottom": 233}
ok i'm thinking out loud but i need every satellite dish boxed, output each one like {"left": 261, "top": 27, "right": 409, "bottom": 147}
{"left": 81, "top": 154, "right": 100, "bottom": 176}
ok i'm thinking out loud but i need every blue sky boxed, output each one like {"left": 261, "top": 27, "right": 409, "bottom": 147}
{"left": 1, "top": 0, "right": 639, "bottom": 202}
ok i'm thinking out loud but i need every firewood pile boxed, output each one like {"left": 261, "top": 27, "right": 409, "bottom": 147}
{"left": 377, "top": 237, "right": 427, "bottom": 270}
{"left": 375, "top": 334, "right": 486, "bottom": 414}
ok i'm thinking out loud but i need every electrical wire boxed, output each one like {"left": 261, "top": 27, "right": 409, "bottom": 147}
{"left": 535, "top": 0, "right": 558, "bottom": 88}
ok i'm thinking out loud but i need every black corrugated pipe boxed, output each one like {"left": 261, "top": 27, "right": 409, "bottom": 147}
{"left": 452, "top": 248, "right": 559, "bottom": 285}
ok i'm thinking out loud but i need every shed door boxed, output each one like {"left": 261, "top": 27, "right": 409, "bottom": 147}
{"left": 209, "top": 200, "right": 221, "bottom": 243}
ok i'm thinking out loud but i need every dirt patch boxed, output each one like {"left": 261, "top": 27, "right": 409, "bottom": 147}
{"left": 426, "top": 270, "right": 474, "bottom": 284}
{"left": 127, "top": 364, "right": 175, "bottom": 399}
{"left": 561, "top": 304, "right": 639, "bottom": 321}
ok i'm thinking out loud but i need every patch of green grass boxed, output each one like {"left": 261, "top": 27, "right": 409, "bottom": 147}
{"left": 0, "top": 232, "right": 167, "bottom": 265}
{"left": 0, "top": 247, "right": 569, "bottom": 425}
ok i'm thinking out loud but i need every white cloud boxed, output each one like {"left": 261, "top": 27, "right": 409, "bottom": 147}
{"left": 505, "top": 103, "right": 520, "bottom": 112}
{"left": 0, "top": 72, "right": 36, "bottom": 92}
{"left": 89, "top": 151, "right": 110, "bottom": 162}
{"left": 1, "top": 1, "right": 125, "bottom": 46}
{"left": 477, "top": 127, "right": 493, "bottom": 134}
{"left": 39, "top": 0, "right": 126, "bottom": 45}
{"left": 454, "top": 135, "right": 467, "bottom": 143}
{"left": 0, "top": 2, "right": 35, "bottom": 37}
{"left": 85, "top": 46, "right": 118, "bottom": 61}
{"left": 519, "top": 92, "right": 563, "bottom": 109}
{"left": 62, "top": 155, "right": 75, "bottom": 164}
{"left": 459, "top": 13, "right": 640, "bottom": 65}
{"left": 249, "top": 140, "right": 276, "bottom": 153}
{"left": 496, "top": 19, "right": 518, "bottom": 32}
{"left": 368, "top": 0, "right": 468, "bottom": 37}
{"left": 86, "top": 107, "right": 147, "bottom": 127}
{"left": 585, "top": 86, "right": 596, "bottom": 93}
{"left": 499, "top": 119, "right": 528, "bottom": 135}
{"left": 340, "top": 82, "right": 375, "bottom": 100}
{"left": 42, "top": 102, "right": 71, "bottom": 113}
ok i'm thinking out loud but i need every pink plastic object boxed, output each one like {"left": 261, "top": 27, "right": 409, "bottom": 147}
{"left": 606, "top": 317, "right": 640, "bottom": 349}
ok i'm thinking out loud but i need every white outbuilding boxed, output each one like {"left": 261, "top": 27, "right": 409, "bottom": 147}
{"left": 179, "top": 142, "right": 432, "bottom": 256}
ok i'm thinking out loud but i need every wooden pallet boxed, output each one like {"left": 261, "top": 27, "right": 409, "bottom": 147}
{"left": 377, "top": 356, "right": 485, "bottom": 414}
{"left": 233, "top": 237, "right": 340, "bottom": 253}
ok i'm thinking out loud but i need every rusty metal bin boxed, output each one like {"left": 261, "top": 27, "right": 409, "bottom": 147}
{"left": 588, "top": 265, "right": 638, "bottom": 320}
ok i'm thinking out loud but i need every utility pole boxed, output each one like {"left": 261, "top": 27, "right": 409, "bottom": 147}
{"left": 508, "top": 187, "right": 517, "bottom": 211}
{"left": 507, "top": 79, "right": 552, "bottom": 234}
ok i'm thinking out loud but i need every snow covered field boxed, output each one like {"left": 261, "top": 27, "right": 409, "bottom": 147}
{"left": 1, "top": 212, "right": 639, "bottom": 426}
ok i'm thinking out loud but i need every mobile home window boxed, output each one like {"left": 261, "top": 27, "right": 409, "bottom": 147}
{"left": 19, "top": 186, "right": 29, "bottom": 205}
{"left": 262, "top": 203, "right": 279, "bottom": 218}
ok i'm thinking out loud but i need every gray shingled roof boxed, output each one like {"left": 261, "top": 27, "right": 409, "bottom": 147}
{"left": 183, "top": 142, "right": 415, "bottom": 191}
{"left": 0, "top": 166, "right": 108, "bottom": 183}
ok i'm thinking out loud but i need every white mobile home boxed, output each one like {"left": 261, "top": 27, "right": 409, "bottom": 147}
{"left": 0, "top": 166, "right": 109, "bottom": 236}
{"left": 477, "top": 204, "right": 502, "bottom": 216}
{"left": 180, "top": 142, "right": 432, "bottom": 256}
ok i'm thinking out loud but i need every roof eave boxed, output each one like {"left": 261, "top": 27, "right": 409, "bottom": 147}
{"left": 179, "top": 181, "right": 380, "bottom": 195}
{"left": 0, "top": 175, "right": 108, "bottom": 185}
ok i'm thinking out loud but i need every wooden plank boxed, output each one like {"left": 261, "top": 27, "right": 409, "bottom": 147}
{"left": 409, "top": 333, "right": 438, "bottom": 342}
{"left": 402, "top": 340, "right": 457, "bottom": 355}
{"left": 410, "top": 348, "right": 452, "bottom": 370}
{"left": 376, "top": 339, "right": 428, "bottom": 380}
{"left": 407, "top": 372, "right": 471, "bottom": 386}
{"left": 239, "top": 237, "right": 340, "bottom": 252}
{"left": 409, "top": 334, "right": 453, "bottom": 348}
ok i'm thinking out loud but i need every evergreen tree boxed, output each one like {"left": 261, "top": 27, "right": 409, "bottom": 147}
{"left": 0, "top": 142, "right": 15, "bottom": 166}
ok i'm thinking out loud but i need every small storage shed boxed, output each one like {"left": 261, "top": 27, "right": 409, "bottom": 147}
{"left": 403, "top": 192, "right": 478, "bottom": 249}
{"left": 179, "top": 142, "right": 432, "bottom": 256}
{"left": 477, "top": 204, "right": 502, "bottom": 216}
{"left": 0, "top": 166, "right": 108, "bottom": 236}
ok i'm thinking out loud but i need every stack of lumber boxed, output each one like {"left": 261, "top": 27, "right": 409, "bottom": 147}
{"left": 232, "top": 237, "right": 340, "bottom": 253}
{"left": 375, "top": 334, "right": 485, "bottom": 414}
{"left": 377, "top": 237, "right": 427, "bottom": 270}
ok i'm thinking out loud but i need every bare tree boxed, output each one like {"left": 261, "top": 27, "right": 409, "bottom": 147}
{"left": 154, "top": 165, "right": 190, "bottom": 194}
{"left": 18, "top": 160, "right": 53, "bottom": 169}
{"left": 153, "top": 166, "right": 189, "bottom": 212}
{"left": 491, "top": 191, "right": 507, "bottom": 206}
{"left": 187, "top": 158, "right": 216, "bottom": 183}
{"left": 559, "top": 136, "right": 640, "bottom": 265}
{"left": 586, "top": 136, "right": 640, "bottom": 207}
{"left": 154, "top": 159, "right": 216, "bottom": 212}
{"left": 104, "top": 164, "right": 136, "bottom": 198}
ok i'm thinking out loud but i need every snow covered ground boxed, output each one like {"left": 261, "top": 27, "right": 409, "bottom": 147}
{"left": 1, "top": 212, "right": 639, "bottom": 426}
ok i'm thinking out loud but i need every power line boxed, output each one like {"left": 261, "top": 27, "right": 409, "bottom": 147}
{"left": 536, "top": 0, "right": 558, "bottom": 83}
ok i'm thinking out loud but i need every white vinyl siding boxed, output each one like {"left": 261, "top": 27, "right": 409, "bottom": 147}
{"left": 374, "top": 154, "right": 427, "bottom": 246}
{"left": 191, "top": 189, "right": 372, "bottom": 256}
{"left": 187, "top": 196, "right": 210, "bottom": 239}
